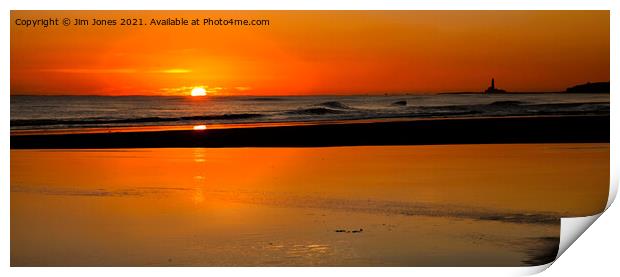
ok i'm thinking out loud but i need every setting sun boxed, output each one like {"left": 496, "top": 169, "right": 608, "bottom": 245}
{"left": 190, "top": 87, "right": 207, "bottom": 97}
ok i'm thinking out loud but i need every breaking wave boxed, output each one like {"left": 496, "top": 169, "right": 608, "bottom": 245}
{"left": 11, "top": 113, "right": 265, "bottom": 127}
{"left": 316, "top": 101, "right": 352, "bottom": 110}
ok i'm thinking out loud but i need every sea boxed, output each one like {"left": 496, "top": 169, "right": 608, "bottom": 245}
{"left": 10, "top": 93, "right": 609, "bottom": 131}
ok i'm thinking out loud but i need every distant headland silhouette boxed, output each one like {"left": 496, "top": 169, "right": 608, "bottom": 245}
{"left": 472, "top": 78, "right": 609, "bottom": 94}
{"left": 439, "top": 79, "right": 610, "bottom": 95}
{"left": 565, "top": 82, "right": 610, "bottom": 93}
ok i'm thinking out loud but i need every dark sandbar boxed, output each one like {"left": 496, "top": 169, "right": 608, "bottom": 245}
{"left": 10, "top": 115, "right": 609, "bottom": 149}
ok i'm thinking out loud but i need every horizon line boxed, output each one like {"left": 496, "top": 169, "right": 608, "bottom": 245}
{"left": 11, "top": 80, "right": 609, "bottom": 97}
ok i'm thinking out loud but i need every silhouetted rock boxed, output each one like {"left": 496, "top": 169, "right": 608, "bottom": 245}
{"left": 565, "top": 82, "right": 609, "bottom": 93}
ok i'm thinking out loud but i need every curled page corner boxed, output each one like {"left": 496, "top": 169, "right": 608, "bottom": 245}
{"left": 517, "top": 262, "right": 553, "bottom": 275}
{"left": 606, "top": 170, "right": 618, "bottom": 209}
{"left": 525, "top": 164, "right": 615, "bottom": 273}
{"left": 557, "top": 213, "right": 603, "bottom": 260}
{"left": 538, "top": 213, "right": 604, "bottom": 273}
{"left": 549, "top": 170, "right": 617, "bottom": 267}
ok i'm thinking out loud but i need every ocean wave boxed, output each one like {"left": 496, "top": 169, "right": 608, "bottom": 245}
{"left": 390, "top": 100, "right": 407, "bottom": 106}
{"left": 11, "top": 113, "right": 265, "bottom": 127}
{"left": 316, "top": 101, "right": 352, "bottom": 110}
{"left": 284, "top": 107, "right": 348, "bottom": 115}
{"left": 283, "top": 101, "right": 356, "bottom": 116}
{"left": 486, "top": 100, "right": 525, "bottom": 106}
{"left": 412, "top": 101, "right": 609, "bottom": 117}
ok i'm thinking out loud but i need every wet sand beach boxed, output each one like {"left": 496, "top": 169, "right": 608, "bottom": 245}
{"left": 11, "top": 144, "right": 609, "bottom": 266}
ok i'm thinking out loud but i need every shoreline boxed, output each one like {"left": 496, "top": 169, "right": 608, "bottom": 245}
{"left": 10, "top": 115, "right": 609, "bottom": 149}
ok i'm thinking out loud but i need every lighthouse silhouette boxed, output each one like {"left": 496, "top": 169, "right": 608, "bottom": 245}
{"left": 485, "top": 77, "right": 506, "bottom": 94}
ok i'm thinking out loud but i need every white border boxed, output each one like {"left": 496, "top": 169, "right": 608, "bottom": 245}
{"left": 2, "top": 1, "right": 617, "bottom": 276}
{"left": 0, "top": 0, "right": 614, "bottom": 10}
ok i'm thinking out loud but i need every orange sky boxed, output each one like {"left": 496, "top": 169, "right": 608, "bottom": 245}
{"left": 11, "top": 11, "right": 609, "bottom": 96}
